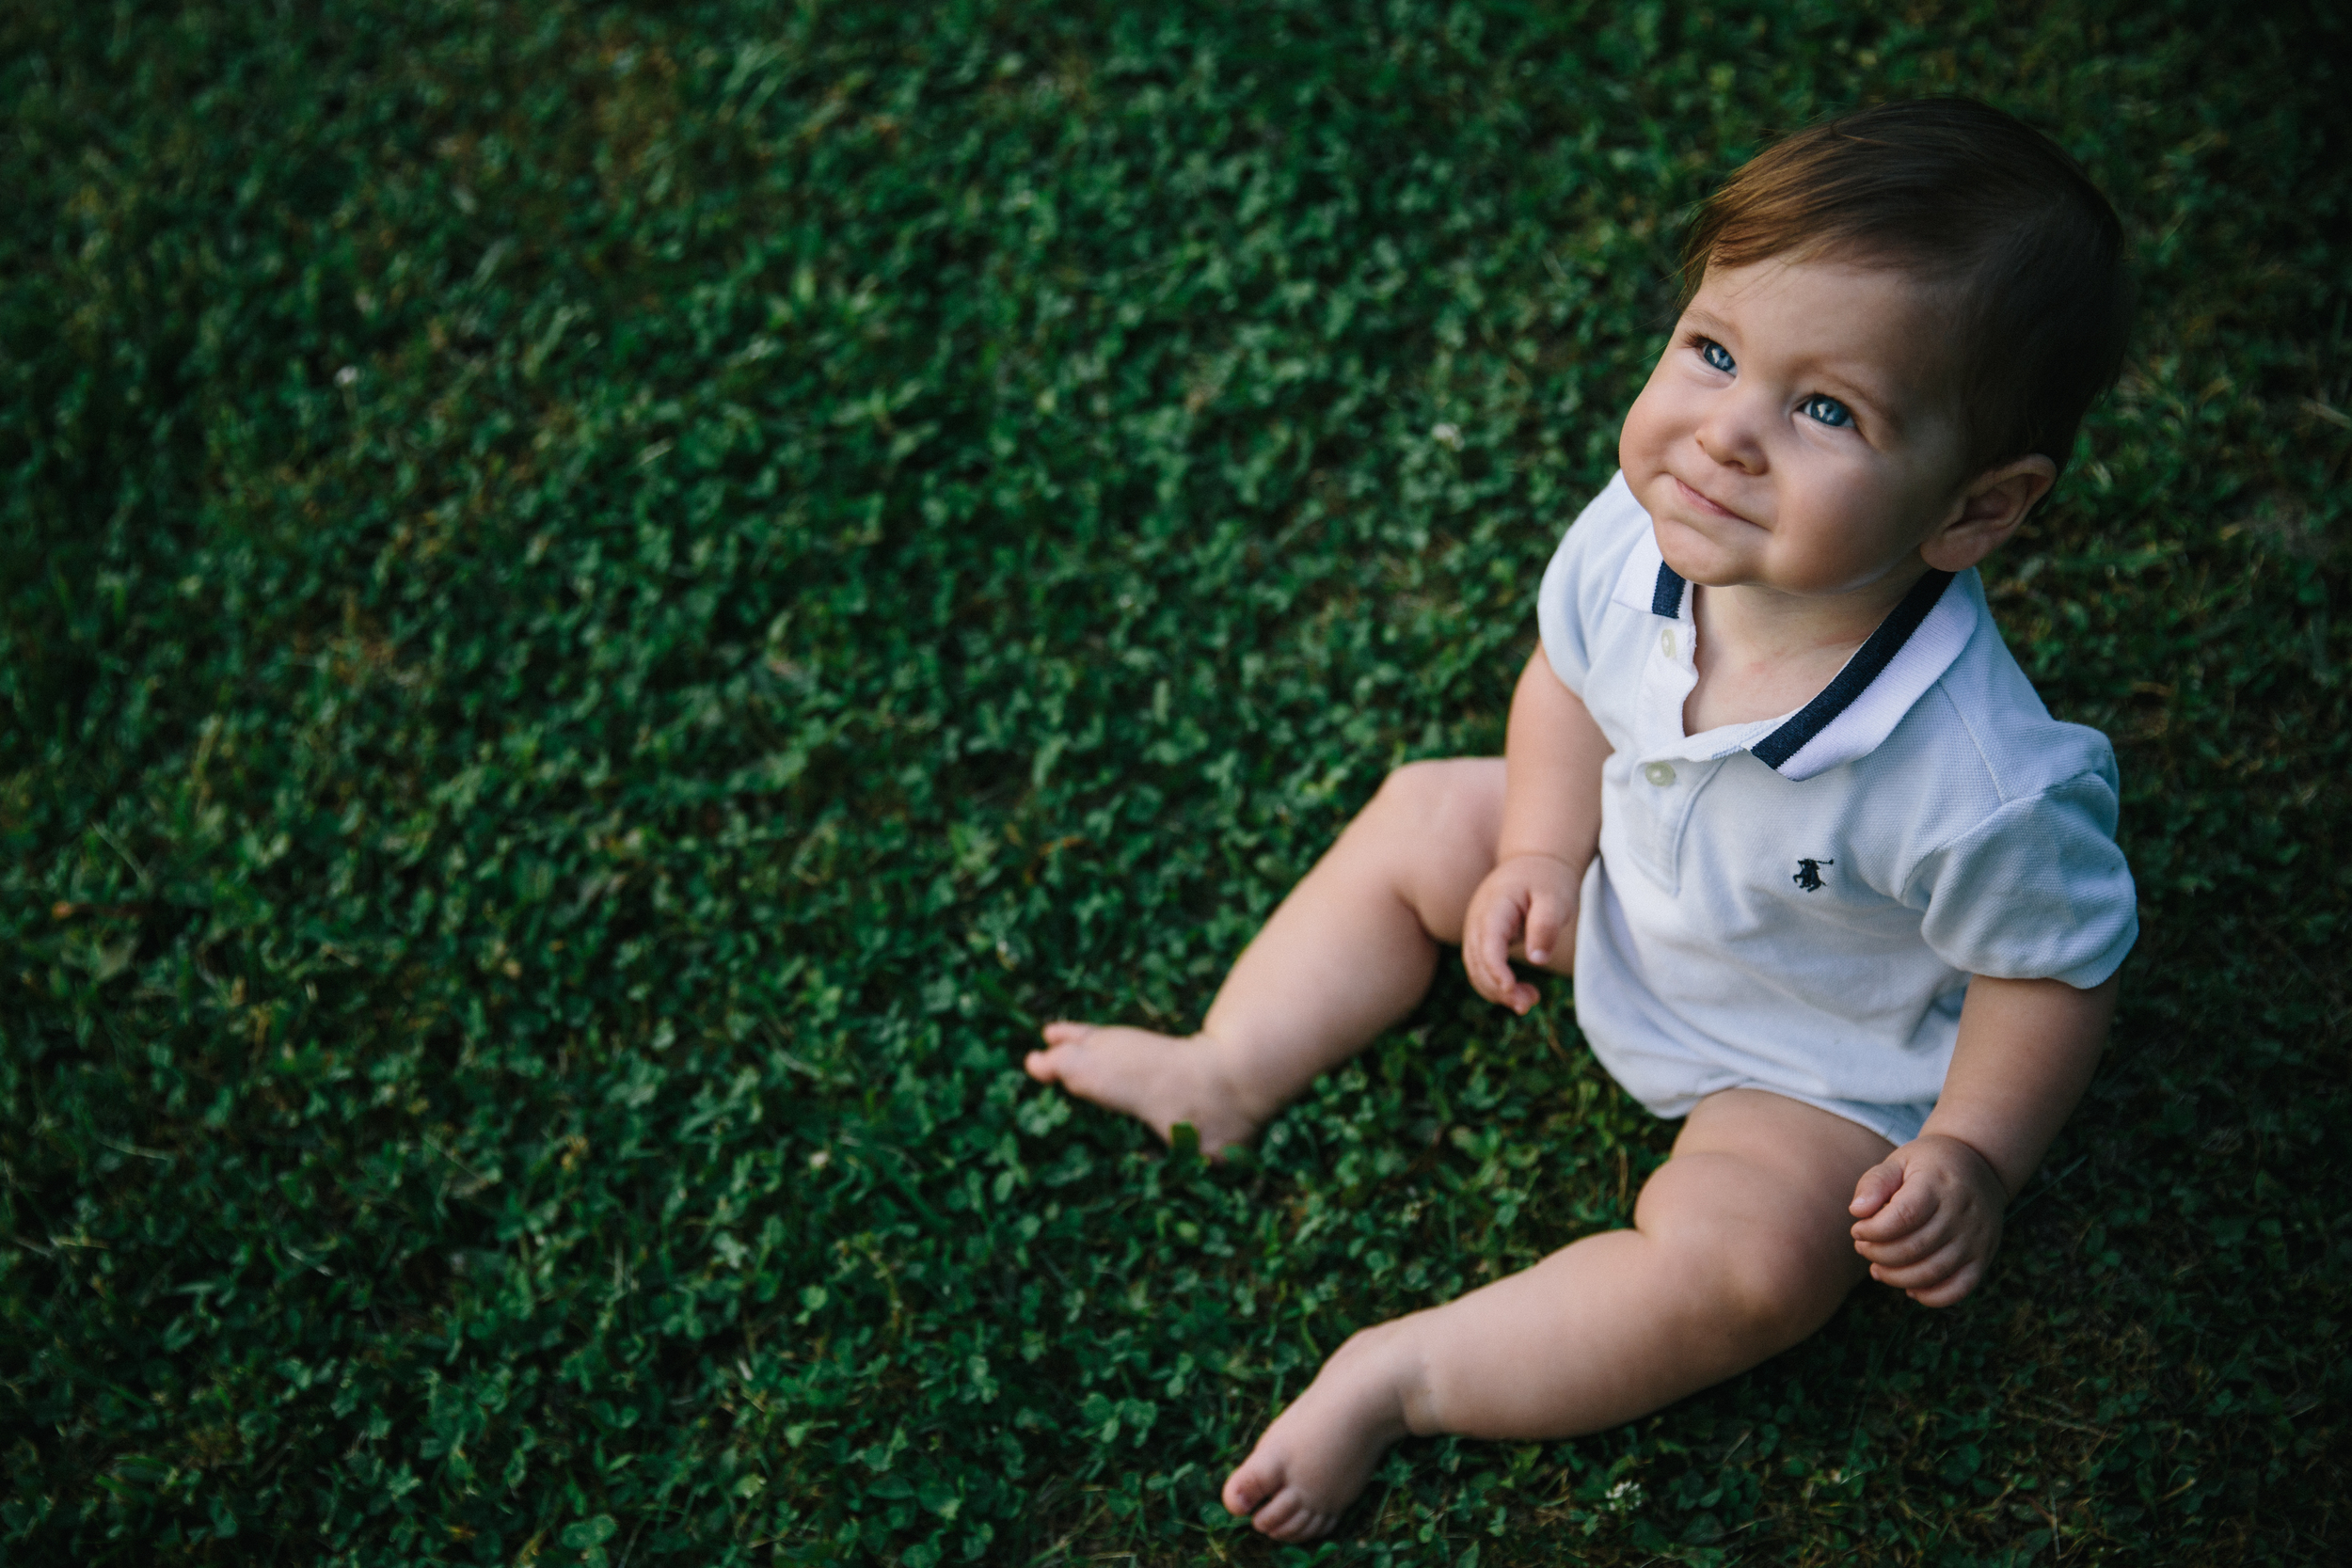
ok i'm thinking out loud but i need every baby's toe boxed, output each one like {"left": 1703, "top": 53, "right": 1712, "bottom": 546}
{"left": 1222, "top": 1457, "right": 1278, "bottom": 1518}
{"left": 1250, "top": 1489, "right": 1310, "bottom": 1539}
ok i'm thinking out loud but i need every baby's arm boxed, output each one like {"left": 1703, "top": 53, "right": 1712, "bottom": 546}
{"left": 1461, "top": 646, "right": 1611, "bottom": 1013}
{"left": 1848, "top": 973, "right": 2120, "bottom": 1306}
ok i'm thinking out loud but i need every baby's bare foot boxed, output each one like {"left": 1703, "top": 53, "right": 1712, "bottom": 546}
{"left": 1221, "top": 1323, "right": 1418, "bottom": 1542}
{"left": 1024, "top": 1022, "right": 1264, "bottom": 1154}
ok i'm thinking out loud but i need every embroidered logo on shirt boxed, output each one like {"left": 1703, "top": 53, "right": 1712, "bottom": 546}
{"left": 1792, "top": 859, "right": 1834, "bottom": 892}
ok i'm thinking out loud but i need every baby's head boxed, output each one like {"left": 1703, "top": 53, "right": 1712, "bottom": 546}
{"left": 1620, "top": 98, "right": 2132, "bottom": 597}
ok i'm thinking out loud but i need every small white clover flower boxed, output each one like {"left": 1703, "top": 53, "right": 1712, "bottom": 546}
{"left": 1431, "top": 421, "right": 1463, "bottom": 450}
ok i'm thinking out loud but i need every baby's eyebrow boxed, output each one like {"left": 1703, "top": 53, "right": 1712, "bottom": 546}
{"left": 1813, "top": 365, "right": 1899, "bottom": 415}
{"left": 1680, "top": 307, "right": 1735, "bottom": 339}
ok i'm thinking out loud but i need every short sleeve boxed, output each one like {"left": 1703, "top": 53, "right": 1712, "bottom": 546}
{"left": 1535, "top": 471, "right": 1639, "bottom": 696}
{"left": 1906, "top": 769, "right": 2138, "bottom": 988}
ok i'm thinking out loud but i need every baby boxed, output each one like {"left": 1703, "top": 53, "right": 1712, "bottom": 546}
{"left": 1026, "top": 98, "right": 2138, "bottom": 1542}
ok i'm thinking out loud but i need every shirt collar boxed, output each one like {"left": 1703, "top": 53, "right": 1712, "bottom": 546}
{"left": 1613, "top": 517, "right": 1982, "bottom": 782}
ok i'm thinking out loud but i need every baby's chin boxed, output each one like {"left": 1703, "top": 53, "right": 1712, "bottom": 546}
{"left": 1646, "top": 515, "right": 1747, "bottom": 588}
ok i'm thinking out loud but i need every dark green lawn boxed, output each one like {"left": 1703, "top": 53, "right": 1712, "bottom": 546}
{"left": 4, "top": 2, "right": 2346, "bottom": 1563}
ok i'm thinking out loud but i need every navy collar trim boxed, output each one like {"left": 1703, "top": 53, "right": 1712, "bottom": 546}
{"left": 1646, "top": 560, "right": 1958, "bottom": 774}
{"left": 1752, "top": 569, "right": 1955, "bottom": 768}
{"left": 1650, "top": 562, "right": 1686, "bottom": 618}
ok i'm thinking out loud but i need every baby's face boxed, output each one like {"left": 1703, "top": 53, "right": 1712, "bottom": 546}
{"left": 1618, "top": 256, "right": 1977, "bottom": 600}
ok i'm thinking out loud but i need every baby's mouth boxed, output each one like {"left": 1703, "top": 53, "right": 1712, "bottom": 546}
{"left": 1673, "top": 475, "right": 1751, "bottom": 524}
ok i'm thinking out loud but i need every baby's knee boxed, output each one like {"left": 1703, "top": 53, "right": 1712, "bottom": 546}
{"left": 1369, "top": 758, "right": 1455, "bottom": 816}
{"left": 1643, "top": 1167, "right": 1857, "bottom": 1346}
{"left": 1362, "top": 758, "right": 1502, "bottom": 847}
{"left": 1708, "top": 1231, "right": 1850, "bottom": 1346}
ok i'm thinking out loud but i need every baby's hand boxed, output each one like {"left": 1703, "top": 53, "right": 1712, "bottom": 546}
{"left": 1461, "top": 853, "right": 1581, "bottom": 1015}
{"left": 1847, "top": 1134, "right": 2008, "bottom": 1307}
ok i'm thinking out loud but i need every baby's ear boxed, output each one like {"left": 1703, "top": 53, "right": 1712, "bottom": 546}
{"left": 1921, "top": 455, "right": 2058, "bottom": 573}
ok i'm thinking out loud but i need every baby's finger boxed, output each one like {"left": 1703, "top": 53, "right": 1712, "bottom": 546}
{"left": 1461, "top": 890, "right": 1519, "bottom": 1006}
{"left": 1850, "top": 1174, "right": 1938, "bottom": 1243}
{"left": 1852, "top": 1216, "right": 1951, "bottom": 1268}
{"left": 1851, "top": 1188, "right": 1961, "bottom": 1263}
{"left": 1904, "top": 1256, "right": 1987, "bottom": 1308}
{"left": 1847, "top": 1157, "right": 1906, "bottom": 1219}
{"left": 1867, "top": 1233, "right": 1972, "bottom": 1291}
{"left": 1457, "top": 890, "right": 1497, "bottom": 990}
{"left": 1523, "top": 892, "right": 1566, "bottom": 970}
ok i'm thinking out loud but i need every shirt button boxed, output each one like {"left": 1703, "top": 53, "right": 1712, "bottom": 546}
{"left": 1643, "top": 762, "right": 1676, "bottom": 786}
{"left": 1660, "top": 627, "right": 1677, "bottom": 659}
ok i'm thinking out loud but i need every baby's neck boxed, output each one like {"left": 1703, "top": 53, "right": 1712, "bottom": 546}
{"left": 1681, "top": 573, "right": 1929, "bottom": 736}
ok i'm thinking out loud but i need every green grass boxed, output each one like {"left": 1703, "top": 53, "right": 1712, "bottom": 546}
{"left": 4, "top": 1, "right": 2346, "bottom": 1563}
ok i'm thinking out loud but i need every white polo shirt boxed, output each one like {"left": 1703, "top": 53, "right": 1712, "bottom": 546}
{"left": 1535, "top": 472, "right": 2138, "bottom": 1145}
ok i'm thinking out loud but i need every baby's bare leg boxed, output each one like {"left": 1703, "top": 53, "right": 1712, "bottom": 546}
{"left": 1222, "top": 1090, "right": 1892, "bottom": 1540}
{"left": 1025, "top": 759, "right": 1508, "bottom": 1151}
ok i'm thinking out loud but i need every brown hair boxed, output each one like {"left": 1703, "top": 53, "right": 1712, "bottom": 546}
{"left": 1679, "top": 98, "right": 2132, "bottom": 477}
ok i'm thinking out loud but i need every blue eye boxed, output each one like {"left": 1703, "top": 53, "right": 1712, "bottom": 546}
{"left": 1804, "top": 394, "right": 1853, "bottom": 428}
{"left": 1698, "top": 339, "right": 1735, "bottom": 373}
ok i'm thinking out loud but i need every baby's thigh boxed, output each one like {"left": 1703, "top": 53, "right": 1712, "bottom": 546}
{"left": 1339, "top": 756, "right": 1506, "bottom": 943}
{"left": 1634, "top": 1090, "right": 1892, "bottom": 1331}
